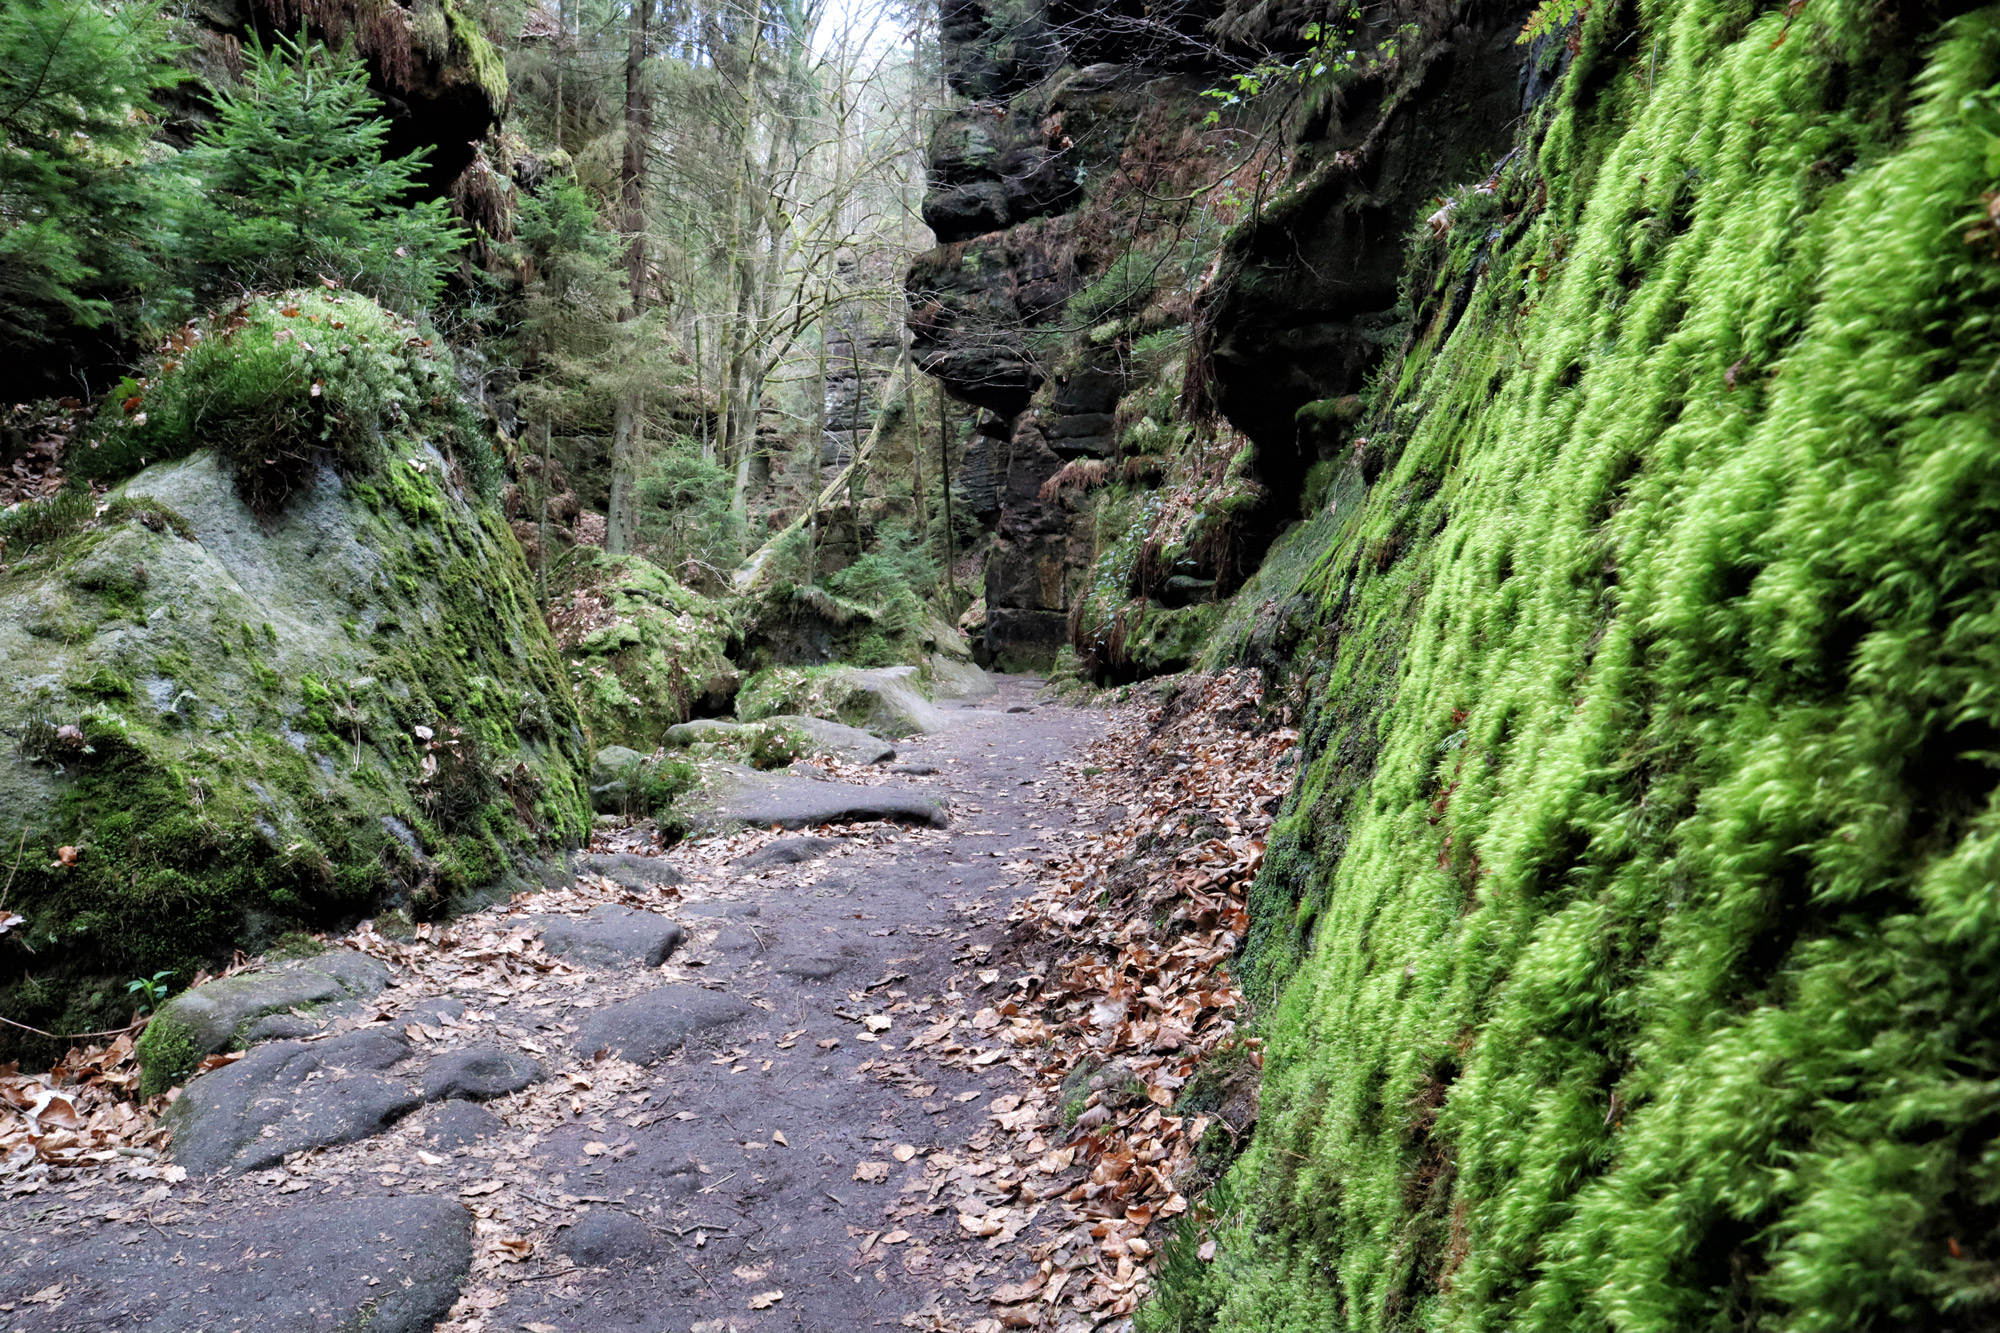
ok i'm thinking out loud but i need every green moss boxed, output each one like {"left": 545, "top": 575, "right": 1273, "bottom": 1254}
{"left": 557, "top": 552, "right": 738, "bottom": 752}
{"left": 134, "top": 1008, "right": 199, "bottom": 1098}
{"left": 442, "top": 0, "right": 509, "bottom": 116}
{"left": 1172, "top": 3, "right": 2000, "bottom": 1331}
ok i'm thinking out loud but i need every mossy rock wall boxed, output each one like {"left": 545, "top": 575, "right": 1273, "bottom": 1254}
{"left": 1163, "top": 1, "right": 2000, "bottom": 1330}
{"left": 0, "top": 448, "right": 588, "bottom": 1057}
{"left": 557, "top": 553, "right": 739, "bottom": 752}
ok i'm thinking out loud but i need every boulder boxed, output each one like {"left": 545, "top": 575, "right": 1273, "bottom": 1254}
{"left": 422, "top": 1045, "right": 546, "bottom": 1102}
{"left": 737, "top": 836, "right": 840, "bottom": 870}
{"left": 137, "top": 951, "right": 391, "bottom": 1094}
{"left": 770, "top": 714, "right": 896, "bottom": 764}
{"left": 534, "top": 904, "right": 685, "bottom": 968}
{"left": 929, "top": 654, "right": 996, "bottom": 700}
{"left": 416, "top": 1099, "right": 502, "bottom": 1147}
{"left": 576, "top": 986, "right": 753, "bottom": 1064}
{"left": 681, "top": 764, "right": 949, "bottom": 832}
{"left": 556, "top": 1209, "right": 655, "bottom": 1265}
{"left": 669, "top": 714, "right": 890, "bottom": 766}
{"left": 576, "top": 850, "right": 685, "bottom": 890}
{"left": 164, "top": 1028, "right": 417, "bottom": 1175}
{"left": 0, "top": 440, "right": 589, "bottom": 1058}
{"left": 558, "top": 554, "right": 738, "bottom": 752}
{"left": 589, "top": 745, "right": 650, "bottom": 811}
{"left": 2, "top": 1195, "right": 470, "bottom": 1333}
{"left": 665, "top": 718, "right": 749, "bottom": 747}
{"left": 737, "top": 664, "right": 952, "bottom": 738}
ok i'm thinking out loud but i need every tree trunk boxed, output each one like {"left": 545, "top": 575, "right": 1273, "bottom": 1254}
{"left": 606, "top": 396, "right": 637, "bottom": 556}
{"left": 621, "top": 0, "right": 652, "bottom": 313}
{"left": 937, "top": 381, "right": 955, "bottom": 604}
{"left": 606, "top": 0, "right": 651, "bottom": 557}
{"left": 904, "top": 356, "right": 926, "bottom": 541}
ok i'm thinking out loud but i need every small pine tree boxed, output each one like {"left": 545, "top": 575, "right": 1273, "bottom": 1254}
{"left": 181, "top": 30, "right": 464, "bottom": 310}
{"left": 0, "top": 0, "right": 183, "bottom": 362}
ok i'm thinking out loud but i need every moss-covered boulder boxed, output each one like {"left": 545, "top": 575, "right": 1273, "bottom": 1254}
{"left": 0, "top": 443, "right": 588, "bottom": 1057}
{"left": 553, "top": 553, "right": 739, "bottom": 753}
{"left": 735, "top": 664, "right": 951, "bottom": 739}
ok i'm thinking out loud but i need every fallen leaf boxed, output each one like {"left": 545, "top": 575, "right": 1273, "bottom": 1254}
{"left": 417, "top": 1150, "right": 446, "bottom": 1166}
{"left": 461, "top": 1180, "right": 504, "bottom": 1196}
{"left": 892, "top": 1144, "right": 918, "bottom": 1162}
{"left": 853, "top": 1161, "right": 891, "bottom": 1183}
{"left": 772, "top": 1130, "right": 789, "bottom": 1147}
{"left": 749, "top": 1290, "right": 784, "bottom": 1310}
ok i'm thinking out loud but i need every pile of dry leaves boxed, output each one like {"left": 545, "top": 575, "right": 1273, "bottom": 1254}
{"left": 0, "top": 401, "right": 81, "bottom": 510}
{"left": 0, "top": 1033, "right": 182, "bottom": 1193}
{"left": 912, "top": 669, "right": 1295, "bottom": 1332}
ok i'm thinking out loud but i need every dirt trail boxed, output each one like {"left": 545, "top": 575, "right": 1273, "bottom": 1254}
{"left": 0, "top": 675, "right": 1104, "bottom": 1333}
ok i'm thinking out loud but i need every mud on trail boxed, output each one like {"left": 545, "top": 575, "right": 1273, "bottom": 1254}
{"left": 0, "top": 676, "right": 1125, "bottom": 1333}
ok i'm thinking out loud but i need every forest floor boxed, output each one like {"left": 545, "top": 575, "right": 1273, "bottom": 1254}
{"left": 0, "top": 671, "right": 1285, "bottom": 1333}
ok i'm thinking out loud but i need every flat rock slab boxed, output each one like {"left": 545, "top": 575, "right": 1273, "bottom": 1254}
{"left": 414, "top": 1098, "right": 502, "bottom": 1146}
{"left": 576, "top": 986, "right": 753, "bottom": 1064}
{"left": 576, "top": 850, "right": 685, "bottom": 890}
{"left": 534, "top": 904, "right": 685, "bottom": 968}
{"left": 145, "top": 950, "right": 390, "bottom": 1065}
{"left": 770, "top": 714, "right": 896, "bottom": 764}
{"left": 3, "top": 1195, "right": 470, "bottom": 1333}
{"left": 737, "top": 835, "right": 840, "bottom": 869}
{"left": 557, "top": 1209, "right": 655, "bottom": 1265}
{"left": 690, "top": 767, "right": 948, "bottom": 831}
{"left": 166, "top": 1028, "right": 416, "bottom": 1175}
{"left": 422, "top": 1045, "right": 546, "bottom": 1102}
{"left": 678, "top": 900, "right": 761, "bottom": 918}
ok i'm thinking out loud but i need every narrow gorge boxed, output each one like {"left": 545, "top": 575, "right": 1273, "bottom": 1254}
{"left": 5, "top": 0, "right": 2000, "bottom": 1327}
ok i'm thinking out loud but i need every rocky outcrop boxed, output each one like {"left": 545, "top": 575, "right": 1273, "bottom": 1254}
{"left": 175, "top": 0, "right": 511, "bottom": 233}
{"left": 0, "top": 430, "right": 587, "bottom": 1055}
{"left": 1203, "top": 4, "right": 1529, "bottom": 502}
{"left": 908, "top": 47, "right": 1219, "bottom": 666}
{"left": 1150, "top": 0, "right": 2000, "bottom": 1328}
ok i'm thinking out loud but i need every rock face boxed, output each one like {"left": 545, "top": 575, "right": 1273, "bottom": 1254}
{"left": 906, "top": 14, "right": 1239, "bottom": 668}
{"left": 907, "top": 0, "right": 1538, "bottom": 670}
{"left": 177, "top": 0, "right": 510, "bottom": 232}
{"left": 1139, "top": 0, "right": 2000, "bottom": 1328}
{"left": 0, "top": 448, "right": 589, "bottom": 1055}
